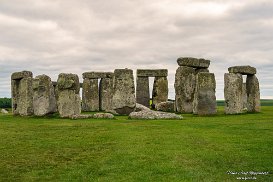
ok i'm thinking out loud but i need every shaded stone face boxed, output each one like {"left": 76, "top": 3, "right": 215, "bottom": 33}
{"left": 152, "top": 77, "right": 168, "bottom": 106}
{"left": 33, "top": 75, "right": 57, "bottom": 116}
{"left": 82, "top": 78, "right": 99, "bottom": 111}
{"left": 224, "top": 73, "right": 243, "bottom": 114}
{"left": 228, "top": 66, "right": 256, "bottom": 75}
{"left": 136, "top": 76, "right": 150, "bottom": 107}
{"left": 177, "top": 57, "right": 210, "bottom": 68}
{"left": 137, "top": 69, "right": 168, "bottom": 77}
{"left": 83, "top": 72, "right": 114, "bottom": 79}
{"left": 193, "top": 73, "right": 216, "bottom": 115}
{"left": 112, "top": 69, "right": 136, "bottom": 115}
{"left": 242, "top": 83, "right": 248, "bottom": 109}
{"left": 155, "top": 101, "right": 175, "bottom": 112}
{"left": 174, "top": 66, "right": 196, "bottom": 113}
{"left": 246, "top": 75, "right": 260, "bottom": 112}
{"left": 99, "top": 77, "right": 114, "bottom": 111}
{"left": 56, "top": 73, "right": 81, "bottom": 118}
{"left": 11, "top": 71, "right": 33, "bottom": 116}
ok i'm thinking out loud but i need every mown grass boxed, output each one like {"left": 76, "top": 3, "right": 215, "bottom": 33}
{"left": 0, "top": 107, "right": 272, "bottom": 181}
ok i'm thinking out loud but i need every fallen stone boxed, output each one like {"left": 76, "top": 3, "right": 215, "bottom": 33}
{"left": 93, "top": 113, "right": 115, "bottom": 119}
{"left": 33, "top": 75, "right": 57, "bottom": 116}
{"left": 70, "top": 114, "right": 94, "bottom": 120}
{"left": 228, "top": 66, "right": 256, "bottom": 75}
{"left": 224, "top": 73, "right": 243, "bottom": 114}
{"left": 174, "top": 66, "right": 196, "bottom": 113}
{"left": 152, "top": 77, "right": 168, "bottom": 106}
{"left": 177, "top": 57, "right": 210, "bottom": 68}
{"left": 82, "top": 78, "right": 99, "bottom": 111}
{"left": 135, "top": 103, "right": 151, "bottom": 112}
{"left": 246, "top": 75, "right": 260, "bottom": 112}
{"left": 193, "top": 73, "right": 217, "bottom": 115}
{"left": 155, "top": 101, "right": 175, "bottom": 112}
{"left": 136, "top": 76, "right": 150, "bottom": 108}
{"left": 112, "top": 69, "right": 136, "bottom": 115}
{"left": 1, "top": 109, "right": 8, "bottom": 114}
{"left": 137, "top": 69, "right": 168, "bottom": 77}
{"left": 83, "top": 72, "right": 114, "bottom": 79}
{"left": 129, "top": 110, "right": 183, "bottom": 120}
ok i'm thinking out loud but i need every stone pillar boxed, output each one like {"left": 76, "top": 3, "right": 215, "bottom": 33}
{"left": 11, "top": 71, "right": 33, "bottom": 116}
{"left": 152, "top": 77, "right": 168, "bottom": 106}
{"left": 99, "top": 77, "right": 114, "bottom": 111}
{"left": 33, "top": 75, "right": 57, "bottom": 116}
{"left": 136, "top": 76, "right": 150, "bottom": 107}
{"left": 193, "top": 73, "right": 216, "bottom": 115}
{"left": 246, "top": 75, "right": 260, "bottom": 112}
{"left": 82, "top": 78, "right": 99, "bottom": 111}
{"left": 56, "top": 73, "right": 81, "bottom": 118}
{"left": 224, "top": 73, "right": 243, "bottom": 114}
{"left": 242, "top": 83, "right": 248, "bottom": 109}
{"left": 174, "top": 66, "right": 196, "bottom": 113}
{"left": 112, "top": 69, "right": 136, "bottom": 115}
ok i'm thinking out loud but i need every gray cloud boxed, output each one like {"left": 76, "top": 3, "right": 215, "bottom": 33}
{"left": 0, "top": 0, "right": 272, "bottom": 99}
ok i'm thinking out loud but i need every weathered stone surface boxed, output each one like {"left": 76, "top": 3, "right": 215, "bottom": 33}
{"left": 129, "top": 109, "right": 183, "bottom": 120}
{"left": 242, "top": 83, "right": 248, "bottom": 109}
{"left": 112, "top": 69, "right": 136, "bottom": 115}
{"left": 193, "top": 73, "right": 216, "bottom": 115}
{"left": 11, "top": 71, "right": 34, "bottom": 116}
{"left": 177, "top": 57, "right": 210, "bottom": 68}
{"left": 152, "top": 77, "right": 168, "bottom": 107}
{"left": 228, "top": 66, "right": 256, "bottom": 75}
{"left": 136, "top": 76, "right": 150, "bottom": 107}
{"left": 82, "top": 78, "right": 99, "bottom": 111}
{"left": 135, "top": 103, "right": 151, "bottom": 112}
{"left": 1, "top": 109, "right": 8, "bottom": 114}
{"left": 83, "top": 72, "right": 114, "bottom": 79}
{"left": 71, "top": 113, "right": 114, "bottom": 120}
{"left": 174, "top": 66, "right": 196, "bottom": 113}
{"left": 195, "top": 68, "right": 209, "bottom": 74}
{"left": 137, "top": 69, "right": 168, "bottom": 77}
{"left": 99, "top": 77, "right": 114, "bottom": 111}
{"left": 224, "top": 73, "right": 243, "bottom": 114}
{"left": 11, "top": 71, "right": 33, "bottom": 80}
{"left": 155, "top": 101, "right": 175, "bottom": 112}
{"left": 246, "top": 75, "right": 260, "bottom": 112}
{"left": 56, "top": 73, "right": 81, "bottom": 118}
{"left": 33, "top": 75, "right": 57, "bottom": 116}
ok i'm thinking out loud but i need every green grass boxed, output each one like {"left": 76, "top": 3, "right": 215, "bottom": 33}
{"left": 217, "top": 99, "right": 273, "bottom": 106}
{"left": 0, "top": 107, "right": 272, "bottom": 181}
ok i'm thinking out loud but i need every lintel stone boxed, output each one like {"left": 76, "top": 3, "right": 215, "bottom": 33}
{"left": 83, "top": 72, "right": 114, "bottom": 79}
{"left": 177, "top": 57, "right": 210, "bottom": 68}
{"left": 11, "top": 71, "right": 33, "bottom": 80}
{"left": 137, "top": 69, "right": 168, "bottom": 77}
{"left": 228, "top": 66, "right": 256, "bottom": 75}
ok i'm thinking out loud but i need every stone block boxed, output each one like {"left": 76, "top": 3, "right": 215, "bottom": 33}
{"left": 152, "top": 77, "right": 168, "bottom": 106}
{"left": 228, "top": 66, "right": 256, "bottom": 75}
{"left": 246, "top": 75, "right": 260, "bottom": 112}
{"left": 137, "top": 69, "right": 168, "bottom": 77}
{"left": 82, "top": 78, "right": 99, "bottom": 111}
{"left": 155, "top": 101, "right": 175, "bottom": 112}
{"left": 11, "top": 71, "right": 33, "bottom": 80}
{"left": 99, "top": 77, "right": 114, "bottom": 111}
{"left": 177, "top": 57, "right": 210, "bottom": 68}
{"left": 83, "top": 72, "right": 114, "bottom": 79}
{"left": 136, "top": 76, "right": 150, "bottom": 107}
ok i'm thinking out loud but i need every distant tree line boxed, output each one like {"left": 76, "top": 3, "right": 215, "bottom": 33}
{"left": 0, "top": 98, "right": 12, "bottom": 108}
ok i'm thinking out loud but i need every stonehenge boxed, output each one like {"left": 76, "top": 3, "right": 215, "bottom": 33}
{"left": 224, "top": 66, "right": 260, "bottom": 114}
{"left": 174, "top": 57, "right": 216, "bottom": 115}
{"left": 136, "top": 69, "right": 168, "bottom": 108}
{"left": 10, "top": 62, "right": 262, "bottom": 119}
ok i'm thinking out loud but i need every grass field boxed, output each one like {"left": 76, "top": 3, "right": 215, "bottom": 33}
{"left": 0, "top": 107, "right": 272, "bottom": 181}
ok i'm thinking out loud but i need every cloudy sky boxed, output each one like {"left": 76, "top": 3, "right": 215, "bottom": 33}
{"left": 0, "top": 0, "right": 273, "bottom": 99}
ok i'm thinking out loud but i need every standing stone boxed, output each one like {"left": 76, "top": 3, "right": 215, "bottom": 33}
{"left": 33, "top": 75, "right": 57, "bottom": 116}
{"left": 56, "top": 73, "right": 81, "bottom": 118}
{"left": 112, "top": 69, "right": 136, "bottom": 115}
{"left": 136, "top": 77, "right": 150, "bottom": 107}
{"left": 246, "top": 75, "right": 260, "bottom": 112}
{"left": 174, "top": 66, "right": 196, "bottom": 113}
{"left": 82, "top": 78, "right": 99, "bottom": 111}
{"left": 11, "top": 71, "right": 33, "bottom": 116}
{"left": 152, "top": 77, "right": 168, "bottom": 106}
{"left": 242, "top": 83, "right": 248, "bottom": 109}
{"left": 193, "top": 73, "right": 216, "bottom": 115}
{"left": 224, "top": 73, "right": 243, "bottom": 114}
{"left": 99, "top": 77, "right": 114, "bottom": 111}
